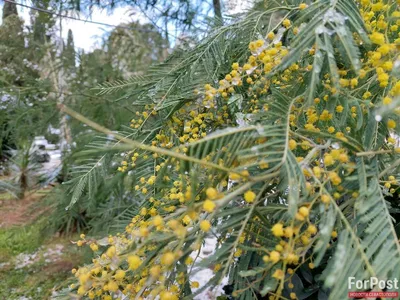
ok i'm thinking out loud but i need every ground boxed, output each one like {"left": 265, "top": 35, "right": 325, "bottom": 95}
{"left": 0, "top": 189, "right": 51, "bottom": 228}
{"left": 0, "top": 189, "right": 86, "bottom": 300}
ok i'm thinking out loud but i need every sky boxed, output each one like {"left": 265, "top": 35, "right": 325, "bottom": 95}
{"left": 0, "top": 0, "right": 253, "bottom": 52}
{"left": 0, "top": 2, "right": 145, "bottom": 51}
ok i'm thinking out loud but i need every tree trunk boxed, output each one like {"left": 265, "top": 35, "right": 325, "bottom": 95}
{"left": 19, "top": 170, "right": 27, "bottom": 199}
{"left": 213, "top": 0, "right": 222, "bottom": 20}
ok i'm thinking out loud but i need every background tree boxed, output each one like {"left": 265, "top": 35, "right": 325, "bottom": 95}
{"left": 0, "top": 5, "right": 53, "bottom": 157}
{"left": 2, "top": 1, "right": 18, "bottom": 20}
{"left": 30, "top": 0, "right": 55, "bottom": 45}
{"left": 63, "top": 29, "right": 76, "bottom": 71}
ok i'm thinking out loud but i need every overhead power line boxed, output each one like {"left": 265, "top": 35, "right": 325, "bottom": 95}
{"left": 4, "top": 0, "right": 158, "bottom": 33}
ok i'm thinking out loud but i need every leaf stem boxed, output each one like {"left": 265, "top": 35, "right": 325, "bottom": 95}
{"left": 59, "top": 104, "right": 232, "bottom": 173}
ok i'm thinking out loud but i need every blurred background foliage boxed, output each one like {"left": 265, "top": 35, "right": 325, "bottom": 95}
{"left": 0, "top": 0, "right": 234, "bottom": 235}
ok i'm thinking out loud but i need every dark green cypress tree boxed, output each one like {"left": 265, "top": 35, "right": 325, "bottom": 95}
{"left": 63, "top": 29, "right": 76, "bottom": 69}
{"left": 2, "top": 2, "right": 18, "bottom": 21}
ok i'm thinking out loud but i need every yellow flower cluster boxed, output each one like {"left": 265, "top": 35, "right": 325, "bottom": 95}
{"left": 264, "top": 205, "right": 333, "bottom": 299}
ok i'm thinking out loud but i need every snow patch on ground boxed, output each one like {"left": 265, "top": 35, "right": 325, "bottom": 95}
{"left": 14, "top": 252, "right": 39, "bottom": 269}
{"left": 13, "top": 244, "right": 64, "bottom": 270}
{"left": 190, "top": 237, "right": 228, "bottom": 299}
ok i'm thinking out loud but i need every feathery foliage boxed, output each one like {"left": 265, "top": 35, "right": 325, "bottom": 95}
{"left": 59, "top": 0, "right": 400, "bottom": 299}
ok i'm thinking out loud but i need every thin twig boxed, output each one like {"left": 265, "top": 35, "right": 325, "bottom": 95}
{"left": 58, "top": 104, "right": 232, "bottom": 173}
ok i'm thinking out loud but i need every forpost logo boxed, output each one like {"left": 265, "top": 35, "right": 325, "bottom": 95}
{"left": 348, "top": 277, "right": 399, "bottom": 298}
